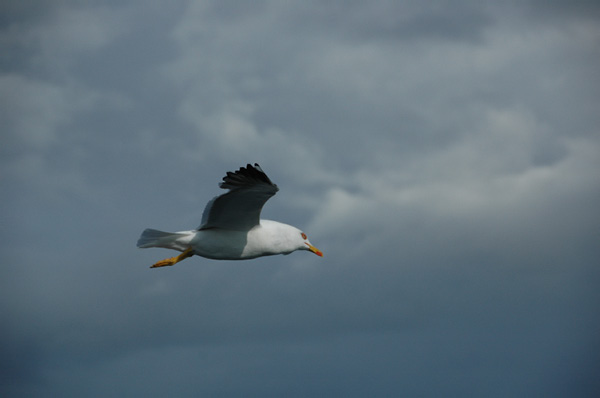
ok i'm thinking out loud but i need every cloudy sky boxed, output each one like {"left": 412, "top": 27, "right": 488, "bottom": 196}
{"left": 2, "top": 1, "right": 599, "bottom": 396}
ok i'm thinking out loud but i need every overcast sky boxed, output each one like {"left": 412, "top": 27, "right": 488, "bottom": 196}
{"left": 2, "top": 1, "right": 599, "bottom": 396}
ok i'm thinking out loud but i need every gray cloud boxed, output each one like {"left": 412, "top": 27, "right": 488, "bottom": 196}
{"left": 2, "top": 1, "right": 599, "bottom": 396}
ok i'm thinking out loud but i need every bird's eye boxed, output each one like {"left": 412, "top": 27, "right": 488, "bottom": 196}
{"left": 301, "top": 232, "right": 307, "bottom": 240}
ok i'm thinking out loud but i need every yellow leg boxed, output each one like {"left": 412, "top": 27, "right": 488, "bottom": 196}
{"left": 150, "top": 247, "right": 194, "bottom": 268}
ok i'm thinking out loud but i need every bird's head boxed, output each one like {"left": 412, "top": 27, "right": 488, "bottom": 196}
{"left": 259, "top": 220, "right": 323, "bottom": 257}
{"left": 297, "top": 230, "right": 323, "bottom": 257}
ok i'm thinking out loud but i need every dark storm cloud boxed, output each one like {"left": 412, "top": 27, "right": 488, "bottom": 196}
{"left": 293, "top": 0, "right": 494, "bottom": 43}
{"left": 1, "top": 1, "right": 599, "bottom": 396}
{"left": 524, "top": 0, "right": 600, "bottom": 21}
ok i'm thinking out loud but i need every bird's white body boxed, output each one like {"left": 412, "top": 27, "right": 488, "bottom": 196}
{"left": 139, "top": 220, "right": 309, "bottom": 260}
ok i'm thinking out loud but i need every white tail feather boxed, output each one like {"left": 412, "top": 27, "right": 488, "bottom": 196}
{"left": 137, "top": 228, "right": 192, "bottom": 251}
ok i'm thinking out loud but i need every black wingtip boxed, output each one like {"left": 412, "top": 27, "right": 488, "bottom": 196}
{"left": 219, "top": 163, "right": 278, "bottom": 191}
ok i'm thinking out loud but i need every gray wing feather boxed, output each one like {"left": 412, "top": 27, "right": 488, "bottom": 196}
{"left": 199, "top": 163, "right": 279, "bottom": 231}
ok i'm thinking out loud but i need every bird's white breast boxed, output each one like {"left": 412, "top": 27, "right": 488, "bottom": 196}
{"left": 190, "top": 220, "right": 298, "bottom": 260}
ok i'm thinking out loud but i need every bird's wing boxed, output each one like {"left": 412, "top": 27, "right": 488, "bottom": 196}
{"left": 198, "top": 163, "right": 279, "bottom": 231}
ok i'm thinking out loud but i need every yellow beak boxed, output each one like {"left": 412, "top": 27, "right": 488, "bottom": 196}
{"left": 306, "top": 243, "right": 323, "bottom": 257}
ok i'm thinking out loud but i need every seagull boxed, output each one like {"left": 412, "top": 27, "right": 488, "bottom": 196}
{"left": 137, "top": 163, "right": 323, "bottom": 268}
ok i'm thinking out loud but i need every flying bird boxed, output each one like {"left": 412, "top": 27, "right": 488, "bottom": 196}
{"left": 137, "top": 163, "right": 323, "bottom": 268}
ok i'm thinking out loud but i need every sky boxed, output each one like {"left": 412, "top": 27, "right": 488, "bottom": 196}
{"left": 1, "top": 0, "right": 599, "bottom": 396}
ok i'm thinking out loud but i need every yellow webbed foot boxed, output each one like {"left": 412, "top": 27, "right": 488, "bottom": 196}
{"left": 150, "top": 257, "right": 177, "bottom": 268}
{"left": 150, "top": 248, "right": 194, "bottom": 269}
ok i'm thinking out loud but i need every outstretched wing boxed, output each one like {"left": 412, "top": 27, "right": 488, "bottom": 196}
{"left": 198, "top": 163, "right": 279, "bottom": 231}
